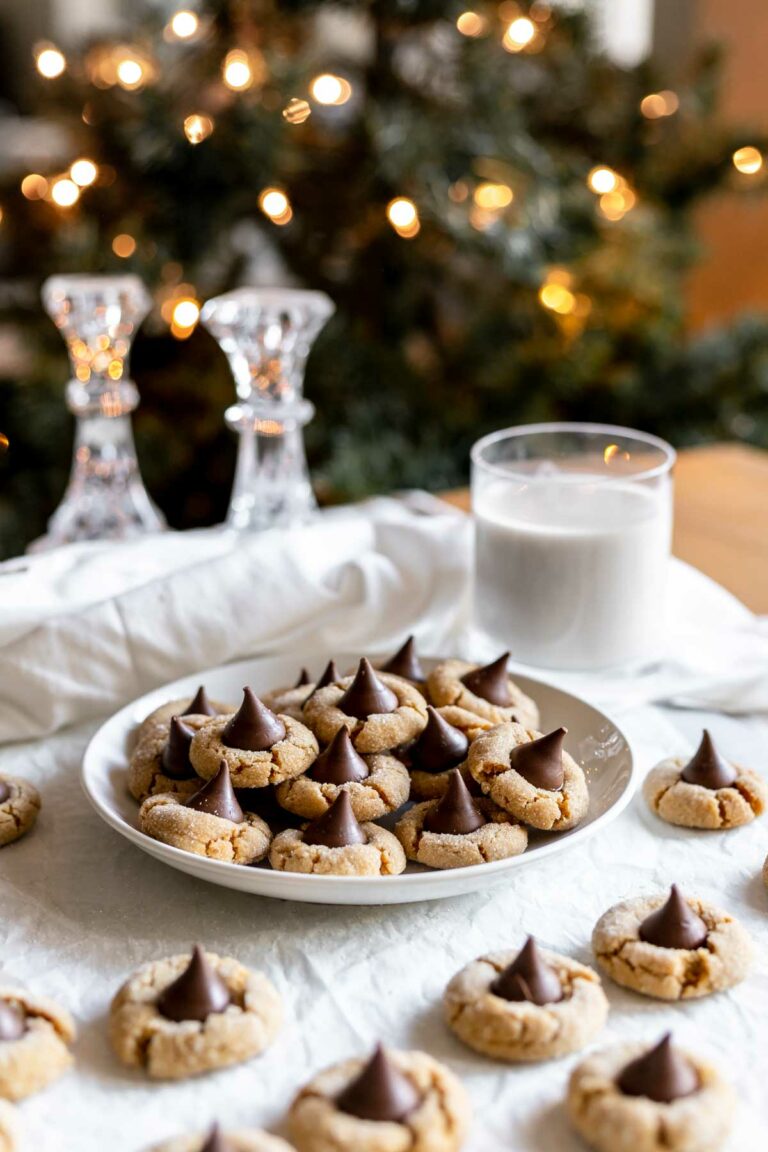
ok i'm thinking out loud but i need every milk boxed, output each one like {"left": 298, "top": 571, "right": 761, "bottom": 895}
{"left": 473, "top": 476, "right": 672, "bottom": 670}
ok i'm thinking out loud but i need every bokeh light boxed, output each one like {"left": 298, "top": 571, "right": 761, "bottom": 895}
{"left": 310, "top": 74, "right": 352, "bottom": 106}
{"left": 70, "top": 159, "right": 98, "bottom": 187}
{"left": 223, "top": 50, "right": 253, "bottom": 91}
{"left": 169, "top": 10, "right": 199, "bottom": 40}
{"left": 183, "top": 114, "right": 214, "bottom": 144}
{"left": 732, "top": 146, "right": 763, "bottom": 175}
{"left": 259, "top": 188, "right": 293, "bottom": 225}
{"left": 50, "top": 178, "right": 80, "bottom": 208}
{"left": 112, "top": 234, "right": 137, "bottom": 258}
{"left": 503, "top": 17, "right": 537, "bottom": 52}
{"left": 474, "top": 182, "right": 514, "bottom": 209}
{"left": 387, "top": 197, "right": 420, "bottom": 237}
{"left": 587, "top": 166, "right": 619, "bottom": 194}
{"left": 35, "top": 45, "right": 66, "bottom": 78}
{"left": 116, "top": 57, "right": 145, "bottom": 90}
{"left": 283, "top": 97, "right": 312, "bottom": 124}
{"left": 640, "top": 90, "right": 679, "bottom": 119}
{"left": 21, "top": 174, "right": 49, "bottom": 200}
{"left": 456, "top": 11, "right": 487, "bottom": 37}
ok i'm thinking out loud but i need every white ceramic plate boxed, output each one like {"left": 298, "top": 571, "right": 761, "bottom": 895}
{"left": 81, "top": 654, "right": 634, "bottom": 905}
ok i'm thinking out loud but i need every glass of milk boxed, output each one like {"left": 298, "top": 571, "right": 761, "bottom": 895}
{"left": 471, "top": 423, "right": 675, "bottom": 671}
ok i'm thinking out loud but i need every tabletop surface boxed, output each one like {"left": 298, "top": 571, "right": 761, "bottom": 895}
{"left": 442, "top": 442, "right": 768, "bottom": 616}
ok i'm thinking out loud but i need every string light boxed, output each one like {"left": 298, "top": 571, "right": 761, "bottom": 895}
{"left": 21, "top": 174, "right": 49, "bottom": 200}
{"left": 587, "top": 166, "right": 619, "bottom": 194}
{"left": 171, "top": 298, "right": 201, "bottom": 339}
{"left": 283, "top": 97, "right": 311, "bottom": 124}
{"left": 223, "top": 50, "right": 253, "bottom": 91}
{"left": 70, "top": 159, "right": 98, "bottom": 187}
{"left": 310, "top": 74, "right": 352, "bottom": 106}
{"left": 474, "top": 182, "right": 513, "bottom": 209}
{"left": 50, "top": 178, "right": 80, "bottom": 208}
{"left": 387, "top": 197, "right": 420, "bottom": 238}
{"left": 732, "top": 146, "right": 763, "bottom": 175}
{"left": 116, "top": 57, "right": 145, "bottom": 90}
{"left": 35, "top": 44, "right": 66, "bottom": 78}
{"left": 183, "top": 114, "right": 214, "bottom": 144}
{"left": 169, "top": 10, "right": 199, "bottom": 40}
{"left": 112, "top": 234, "right": 136, "bottom": 258}
{"left": 503, "top": 17, "right": 537, "bottom": 52}
{"left": 640, "top": 90, "right": 679, "bottom": 119}
{"left": 456, "top": 11, "right": 487, "bottom": 37}
{"left": 599, "top": 187, "right": 636, "bottom": 221}
{"left": 259, "top": 188, "right": 293, "bottom": 225}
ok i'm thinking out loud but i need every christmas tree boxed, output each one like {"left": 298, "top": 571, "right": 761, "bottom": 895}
{"left": 1, "top": 0, "right": 767, "bottom": 556}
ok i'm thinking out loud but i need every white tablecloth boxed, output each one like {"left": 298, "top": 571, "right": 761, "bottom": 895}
{"left": 1, "top": 503, "right": 767, "bottom": 1152}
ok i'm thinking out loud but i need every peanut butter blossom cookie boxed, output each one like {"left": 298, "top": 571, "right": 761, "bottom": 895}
{"left": 269, "top": 791, "right": 406, "bottom": 876}
{"left": 567, "top": 1033, "right": 734, "bottom": 1152}
{"left": 129, "top": 715, "right": 209, "bottom": 803}
{"left": 0, "top": 987, "right": 76, "bottom": 1100}
{"left": 139, "top": 763, "right": 272, "bottom": 864}
{"left": 377, "top": 635, "right": 427, "bottom": 687}
{"left": 190, "top": 689, "right": 318, "bottom": 789}
{"left": 444, "top": 936, "right": 608, "bottom": 1062}
{"left": 426, "top": 654, "right": 540, "bottom": 728}
{"left": 395, "top": 768, "right": 527, "bottom": 869}
{"left": 275, "top": 726, "right": 410, "bottom": 821}
{"left": 0, "top": 1100, "right": 19, "bottom": 1152}
{"left": 110, "top": 945, "right": 282, "bottom": 1080}
{"left": 0, "top": 776, "right": 41, "bottom": 848}
{"left": 592, "top": 885, "right": 752, "bottom": 1000}
{"left": 262, "top": 667, "right": 317, "bottom": 722}
{"left": 288, "top": 1044, "right": 470, "bottom": 1152}
{"left": 405, "top": 706, "right": 492, "bottom": 801}
{"left": 139, "top": 685, "right": 233, "bottom": 740}
{"left": 643, "top": 729, "right": 767, "bottom": 829}
{"left": 468, "top": 724, "right": 588, "bottom": 832}
{"left": 148, "top": 1122, "right": 297, "bottom": 1152}
{"left": 303, "top": 659, "right": 428, "bottom": 753}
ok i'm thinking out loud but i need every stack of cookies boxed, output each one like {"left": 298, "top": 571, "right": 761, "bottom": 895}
{"left": 128, "top": 641, "right": 591, "bottom": 875}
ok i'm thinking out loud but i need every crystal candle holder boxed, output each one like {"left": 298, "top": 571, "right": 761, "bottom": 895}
{"left": 34, "top": 274, "right": 165, "bottom": 550}
{"left": 201, "top": 287, "right": 334, "bottom": 531}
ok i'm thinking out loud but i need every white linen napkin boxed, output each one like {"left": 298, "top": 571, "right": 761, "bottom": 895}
{"left": 0, "top": 495, "right": 766, "bottom": 745}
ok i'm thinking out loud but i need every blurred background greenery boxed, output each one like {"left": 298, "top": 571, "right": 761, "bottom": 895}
{"left": 2, "top": 0, "right": 768, "bottom": 556}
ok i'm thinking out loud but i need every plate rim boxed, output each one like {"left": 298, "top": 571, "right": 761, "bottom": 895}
{"left": 81, "top": 653, "right": 636, "bottom": 896}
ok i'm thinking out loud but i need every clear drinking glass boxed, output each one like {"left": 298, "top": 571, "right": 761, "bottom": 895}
{"left": 201, "top": 287, "right": 334, "bottom": 531}
{"left": 33, "top": 273, "right": 165, "bottom": 550}
{"left": 471, "top": 423, "right": 676, "bottom": 671}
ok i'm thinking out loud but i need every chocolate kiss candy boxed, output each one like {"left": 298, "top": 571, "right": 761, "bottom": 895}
{"left": 294, "top": 668, "right": 312, "bottom": 688}
{"left": 309, "top": 727, "right": 369, "bottom": 785}
{"left": 617, "top": 1033, "right": 700, "bottom": 1104}
{"left": 304, "top": 659, "right": 341, "bottom": 703}
{"left": 157, "top": 945, "right": 232, "bottom": 1023}
{"left": 638, "top": 885, "right": 708, "bottom": 950}
{"left": 336, "top": 1044, "right": 421, "bottom": 1123}
{"left": 681, "top": 730, "right": 737, "bottom": 790}
{"left": 303, "top": 791, "right": 367, "bottom": 847}
{"left": 424, "top": 769, "right": 485, "bottom": 835}
{"left": 0, "top": 780, "right": 9, "bottom": 805}
{"left": 183, "top": 685, "right": 217, "bottom": 718}
{"left": 161, "top": 716, "right": 196, "bottom": 780}
{"left": 0, "top": 1001, "right": 26, "bottom": 1042}
{"left": 490, "top": 936, "right": 563, "bottom": 1005}
{"left": 338, "top": 658, "right": 398, "bottom": 719}
{"left": 508, "top": 728, "right": 566, "bottom": 791}
{"left": 222, "top": 688, "right": 286, "bottom": 752}
{"left": 186, "top": 762, "right": 244, "bottom": 823}
{"left": 200, "top": 1124, "right": 232, "bottom": 1152}
{"left": 460, "top": 654, "right": 512, "bottom": 707}
{"left": 382, "top": 636, "right": 425, "bottom": 683}
{"left": 411, "top": 707, "right": 469, "bottom": 774}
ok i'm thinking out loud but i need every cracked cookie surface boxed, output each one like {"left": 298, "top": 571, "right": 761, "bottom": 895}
{"left": 567, "top": 1042, "right": 734, "bottom": 1152}
{"left": 0, "top": 1101, "right": 19, "bottom": 1152}
{"left": 302, "top": 674, "right": 428, "bottom": 754}
{"left": 269, "top": 823, "right": 406, "bottom": 876}
{"left": 468, "top": 724, "right": 588, "bottom": 832}
{"left": 0, "top": 776, "right": 41, "bottom": 849}
{"left": 190, "top": 715, "right": 318, "bottom": 789}
{"left": 275, "top": 752, "right": 410, "bottom": 821}
{"left": 395, "top": 798, "right": 527, "bottom": 869}
{"left": 148, "top": 1130, "right": 296, "bottom": 1151}
{"left": 288, "top": 1048, "right": 469, "bottom": 1152}
{"left": 138, "top": 794, "right": 272, "bottom": 864}
{"left": 109, "top": 952, "right": 282, "bottom": 1080}
{"left": 0, "top": 987, "right": 75, "bottom": 1100}
{"left": 642, "top": 756, "right": 767, "bottom": 829}
{"left": 592, "top": 893, "right": 751, "bottom": 1000}
{"left": 426, "top": 660, "right": 539, "bottom": 728}
{"left": 128, "top": 716, "right": 211, "bottom": 803}
{"left": 444, "top": 949, "right": 608, "bottom": 1061}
